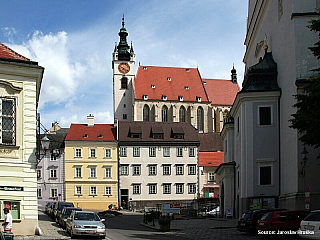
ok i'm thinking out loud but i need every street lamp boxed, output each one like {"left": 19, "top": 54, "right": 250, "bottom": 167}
{"left": 36, "top": 135, "right": 50, "bottom": 163}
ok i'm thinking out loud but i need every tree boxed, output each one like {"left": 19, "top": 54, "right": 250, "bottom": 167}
{"left": 290, "top": 11, "right": 320, "bottom": 148}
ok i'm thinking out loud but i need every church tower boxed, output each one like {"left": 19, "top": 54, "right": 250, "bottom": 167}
{"left": 112, "top": 16, "right": 135, "bottom": 122}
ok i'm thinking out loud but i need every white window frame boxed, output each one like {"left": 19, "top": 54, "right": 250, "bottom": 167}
{"left": 75, "top": 167, "right": 82, "bottom": 178}
{"left": 133, "top": 165, "right": 141, "bottom": 175}
{"left": 176, "top": 183, "right": 184, "bottom": 194}
{"left": 105, "top": 167, "right": 112, "bottom": 178}
{"left": 37, "top": 169, "right": 41, "bottom": 179}
{"left": 90, "top": 167, "right": 97, "bottom": 178}
{"left": 75, "top": 148, "right": 82, "bottom": 158}
{"left": 50, "top": 154, "right": 57, "bottom": 161}
{"left": 176, "top": 165, "right": 184, "bottom": 175}
{"left": 105, "top": 148, "right": 112, "bottom": 158}
{"left": 121, "top": 165, "right": 129, "bottom": 175}
{"left": 75, "top": 186, "right": 82, "bottom": 195}
{"left": 163, "top": 184, "right": 171, "bottom": 194}
{"left": 208, "top": 172, "right": 215, "bottom": 182}
{"left": 50, "top": 169, "right": 57, "bottom": 178}
{"left": 90, "top": 186, "right": 97, "bottom": 195}
{"left": 163, "top": 147, "right": 170, "bottom": 157}
{"left": 149, "top": 147, "right": 156, "bottom": 157}
{"left": 37, "top": 188, "right": 42, "bottom": 198}
{"left": 133, "top": 147, "right": 140, "bottom": 157}
{"left": 149, "top": 184, "right": 157, "bottom": 194}
{"left": 0, "top": 98, "right": 16, "bottom": 145}
{"left": 188, "top": 165, "right": 196, "bottom": 175}
{"left": 189, "top": 147, "right": 195, "bottom": 157}
{"left": 105, "top": 186, "right": 112, "bottom": 195}
{"left": 163, "top": 165, "right": 171, "bottom": 175}
{"left": 133, "top": 184, "right": 141, "bottom": 194}
{"left": 149, "top": 165, "right": 157, "bottom": 175}
{"left": 177, "top": 147, "right": 183, "bottom": 157}
{"left": 50, "top": 188, "right": 58, "bottom": 198}
{"left": 257, "top": 159, "right": 274, "bottom": 186}
{"left": 89, "top": 148, "right": 96, "bottom": 158}
{"left": 120, "top": 147, "right": 127, "bottom": 157}
{"left": 188, "top": 183, "right": 196, "bottom": 194}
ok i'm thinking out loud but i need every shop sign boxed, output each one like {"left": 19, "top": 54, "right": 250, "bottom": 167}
{"left": 0, "top": 186, "right": 24, "bottom": 191}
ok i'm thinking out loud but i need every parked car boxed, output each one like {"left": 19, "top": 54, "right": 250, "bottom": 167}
{"left": 207, "top": 206, "right": 220, "bottom": 216}
{"left": 45, "top": 202, "right": 54, "bottom": 215}
{"left": 58, "top": 207, "right": 82, "bottom": 229}
{"left": 238, "top": 208, "right": 286, "bottom": 234}
{"left": 257, "top": 210, "right": 309, "bottom": 235}
{"left": 299, "top": 210, "right": 320, "bottom": 239}
{"left": 66, "top": 210, "right": 106, "bottom": 239}
{"left": 53, "top": 201, "right": 75, "bottom": 221}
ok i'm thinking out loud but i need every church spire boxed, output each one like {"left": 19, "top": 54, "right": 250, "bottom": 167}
{"left": 231, "top": 64, "right": 237, "bottom": 84}
{"left": 117, "top": 15, "right": 131, "bottom": 60}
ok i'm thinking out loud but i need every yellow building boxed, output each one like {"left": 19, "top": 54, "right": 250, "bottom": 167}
{"left": 65, "top": 115, "right": 118, "bottom": 210}
{"left": 0, "top": 43, "right": 44, "bottom": 235}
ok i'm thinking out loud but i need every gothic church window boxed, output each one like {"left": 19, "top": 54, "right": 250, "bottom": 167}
{"left": 162, "top": 106, "right": 168, "bottom": 122}
{"left": 197, "top": 107, "right": 204, "bottom": 133}
{"left": 179, "top": 106, "right": 186, "bottom": 122}
{"left": 143, "top": 105, "right": 150, "bottom": 121}
{"left": 121, "top": 77, "right": 128, "bottom": 89}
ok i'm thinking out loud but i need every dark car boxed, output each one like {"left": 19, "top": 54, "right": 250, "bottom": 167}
{"left": 58, "top": 207, "right": 82, "bottom": 229}
{"left": 238, "top": 208, "right": 286, "bottom": 234}
{"left": 45, "top": 202, "right": 54, "bottom": 215}
{"left": 53, "top": 201, "right": 74, "bottom": 221}
{"left": 257, "top": 210, "right": 309, "bottom": 234}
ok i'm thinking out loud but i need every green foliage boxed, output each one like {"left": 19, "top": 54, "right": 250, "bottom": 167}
{"left": 290, "top": 11, "right": 320, "bottom": 148}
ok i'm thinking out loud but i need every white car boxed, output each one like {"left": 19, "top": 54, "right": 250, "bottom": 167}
{"left": 207, "top": 206, "right": 220, "bottom": 216}
{"left": 299, "top": 210, "right": 320, "bottom": 239}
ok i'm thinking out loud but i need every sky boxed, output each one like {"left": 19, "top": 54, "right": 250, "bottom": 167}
{"left": 0, "top": 0, "right": 248, "bottom": 129}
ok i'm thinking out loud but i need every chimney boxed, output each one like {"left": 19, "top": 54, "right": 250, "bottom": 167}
{"left": 87, "top": 114, "right": 94, "bottom": 127}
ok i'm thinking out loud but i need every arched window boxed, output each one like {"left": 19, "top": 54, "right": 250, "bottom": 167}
{"left": 197, "top": 107, "right": 204, "bottom": 133}
{"left": 179, "top": 106, "right": 186, "bottom": 122}
{"left": 143, "top": 105, "right": 150, "bottom": 121}
{"left": 121, "top": 77, "right": 128, "bottom": 89}
{"left": 162, "top": 106, "right": 168, "bottom": 122}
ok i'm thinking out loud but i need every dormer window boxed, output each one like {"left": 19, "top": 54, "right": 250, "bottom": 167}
{"left": 184, "top": 86, "right": 189, "bottom": 90}
{"left": 167, "top": 77, "right": 171, "bottom": 81}
{"left": 162, "top": 95, "right": 167, "bottom": 101}
{"left": 83, "top": 134, "right": 88, "bottom": 138}
{"left": 203, "top": 81, "right": 207, "bottom": 84}
{"left": 98, "top": 134, "right": 103, "bottom": 138}
{"left": 143, "top": 95, "right": 148, "bottom": 100}
{"left": 143, "top": 67, "right": 147, "bottom": 70}
{"left": 178, "top": 96, "right": 183, "bottom": 101}
{"left": 196, "top": 96, "right": 202, "bottom": 102}
{"left": 151, "top": 85, "right": 155, "bottom": 88}
{"left": 186, "top": 69, "right": 190, "bottom": 72}
{"left": 154, "top": 133, "right": 164, "bottom": 139}
{"left": 132, "top": 134, "right": 141, "bottom": 138}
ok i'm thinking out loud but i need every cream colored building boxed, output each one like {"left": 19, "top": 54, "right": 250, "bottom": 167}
{"left": 0, "top": 43, "right": 44, "bottom": 235}
{"left": 64, "top": 115, "right": 118, "bottom": 210}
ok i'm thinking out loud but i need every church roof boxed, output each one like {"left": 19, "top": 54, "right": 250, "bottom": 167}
{"left": 134, "top": 66, "right": 210, "bottom": 102}
{"left": 202, "top": 79, "right": 240, "bottom": 106}
{"left": 65, "top": 124, "right": 116, "bottom": 142}
{"left": 198, "top": 132, "right": 224, "bottom": 152}
{"left": 0, "top": 42, "right": 30, "bottom": 61}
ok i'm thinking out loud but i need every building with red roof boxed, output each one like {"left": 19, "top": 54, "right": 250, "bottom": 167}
{"left": 112, "top": 19, "right": 240, "bottom": 133}
{"left": 64, "top": 115, "right": 119, "bottom": 210}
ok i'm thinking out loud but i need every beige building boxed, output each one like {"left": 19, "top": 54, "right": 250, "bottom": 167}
{"left": 64, "top": 115, "right": 118, "bottom": 209}
{"left": 0, "top": 43, "right": 44, "bottom": 235}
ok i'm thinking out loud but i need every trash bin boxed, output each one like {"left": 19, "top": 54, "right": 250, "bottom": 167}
{"left": 0, "top": 231, "right": 14, "bottom": 240}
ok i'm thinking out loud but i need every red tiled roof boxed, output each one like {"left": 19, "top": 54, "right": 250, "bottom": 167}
{"left": 203, "top": 79, "right": 240, "bottom": 106}
{"left": 135, "top": 66, "right": 210, "bottom": 102}
{"left": 199, "top": 152, "right": 224, "bottom": 167}
{"left": 65, "top": 124, "right": 116, "bottom": 141}
{"left": 0, "top": 42, "right": 30, "bottom": 61}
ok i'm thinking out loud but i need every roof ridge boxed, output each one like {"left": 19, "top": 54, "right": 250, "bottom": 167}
{"left": 0, "top": 42, "right": 30, "bottom": 61}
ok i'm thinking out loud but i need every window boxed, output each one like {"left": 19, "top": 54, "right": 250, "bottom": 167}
{"left": 149, "top": 147, "right": 156, "bottom": 157}
{"left": 37, "top": 189, "right": 42, "bottom": 198}
{"left": 90, "top": 167, "right": 97, "bottom": 178}
{"left": 123, "top": 114, "right": 127, "bottom": 120}
{"left": 260, "top": 166, "right": 272, "bottom": 185}
{"left": 153, "top": 133, "right": 163, "bottom": 139}
{"left": 177, "top": 147, "right": 183, "bottom": 157}
{"left": 0, "top": 98, "right": 15, "bottom": 145}
{"left": 259, "top": 106, "right": 272, "bottom": 125}
{"left": 189, "top": 147, "right": 195, "bottom": 157}
{"left": 121, "top": 77, "right": 128, "bottom": 89}
{"left": 143, "top": 95, "right": 148, "bottom": 100}
{"left": 162, "top": 95, "right": 167, "bottom": 101}
{"left": 133, "top": 184, "right": 141, "bottom": 194}
{"left": 197, "top": 107, "right": 204, "bottom": 133}
{"left": 50, "top": 154, "right": 57, "bottom": 161}
{"left": 163, "top": 165, "right": 171, "bottom": 175}
{"left": 237, "top": 171, "right": 240, "bottom": 188}
{"left": 163, "top": 147, "right": 170, "bottom": 157}
{"left": 105, "top": 186, "right": 112, "bottom": 195}
{"left": 133, "top": 165, "right": 141, "bottom": 175}
{"left": 179, "top": 106, "right": 186, "bottom": 122}
{"left": 121, "top": 165, "right": 129, "bottom": 175}
{"left": 0, "top": 201, "right": 20, "bottom": 220}
{"left": 176, "top": 183, "right": 184, "bottom": 194}
{"left": 50, "top": 188, "right": 58, "bottom": 198}
{"left": 90, "top": 148, "right": 96, "bottom": 158}
{"left": 133, "top": 147, "right": 140, "bottom": 157}
{"left": 149, "top": 165, "right": 157, "bottom": 175}
{"left": 237, "top": 116, "right": 240, "bottom": 133}
{"left": 105, "top": 149, "right": 111, "bottom": 158}
{"left": 188, "top": 183, "right": 196, "bottom": 194}
{"left": 75, "top": 148, "right": 82, "bottom": 158}
{"left": 209, "top": 172, "right": 215, "bottom": 182}
{"left": 75, "top": 167, "right": 82, "bottom": 178}
{"left": 188, "top": 165, "right": 196, "bottom": 175}
{"left": 176, "top": 165, "right": 184, "bottom": 175}
{"left": 37, "top": 169, "right": 41, "bottom": 179}
{"left": 124, "top": 104, "right": 126, "bottom": 108}
{"left": 50, "top": 169, "right": 57, "bottom": 178}
{"left": 178, "top": 96, "right": 183, "bottom": 101}
{"left": 105, "top": 167, "right": 112, "bottom": 178}
{"left": 149, "top": 184, "right": 157, "bottom": 194}
{"left": 163, "top": 184, "right": 171, "bottom": 194}
{"left": 143, "top": 105, "right": 149, "bottom": 121}
{"left": 162, "top": 106, "right": 168, "bottom": 122}
{"left": 120, "top": 147, "right": 127, "bottom": 157}
{"left": 75, "top": 186, "right": 82, "bottom": 195}
{"left": 90, "top": 186, "right": 97, "bottom": 195}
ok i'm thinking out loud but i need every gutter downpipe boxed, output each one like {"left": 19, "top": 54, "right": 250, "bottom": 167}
{"left": 278, "top": 90, "right": 282, "bottom": 208}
